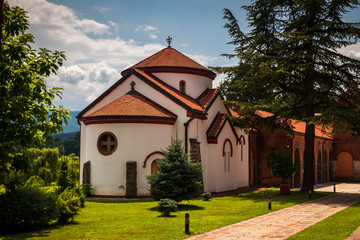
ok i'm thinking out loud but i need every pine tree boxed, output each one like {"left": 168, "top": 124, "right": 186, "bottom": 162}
{"left": 216, "top": 0, "right": 360, "bottom": 192}
{"left": 146, "top": 139, "right": 202, "bottom": 202}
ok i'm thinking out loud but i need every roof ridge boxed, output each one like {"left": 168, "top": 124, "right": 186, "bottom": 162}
{"left": 84, "top": 89, "right": 177, "bottom": 119}
{"left": 121, "top": 47, "right": 216, "bottom": 80}
{"left": 133, "top": 68, "right": 205, "bottom": 113}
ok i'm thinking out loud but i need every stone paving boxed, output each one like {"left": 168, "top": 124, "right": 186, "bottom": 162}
{"left": 187, "top": 182, "right": 360, "bottom": 240}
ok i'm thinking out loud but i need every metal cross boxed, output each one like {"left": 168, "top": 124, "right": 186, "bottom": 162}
{"left": 130, "top": 81, "right": 136, "bottom": 90}
{"left": 101, "top": 135, "right": 116, "bottom": 152}
{"left": 166, "top": 36, "right": 172, "bottom": 47}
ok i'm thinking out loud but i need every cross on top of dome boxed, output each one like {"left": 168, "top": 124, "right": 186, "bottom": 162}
{"left": 166, "top": 36, "right": 172, "bottom": 48}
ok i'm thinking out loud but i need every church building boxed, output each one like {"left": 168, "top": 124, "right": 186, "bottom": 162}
{"left": 77, "top": 38, "right": 249, "bottom": 197}
{"left": 77, "top": 38, "right": 360, "bottom": 198}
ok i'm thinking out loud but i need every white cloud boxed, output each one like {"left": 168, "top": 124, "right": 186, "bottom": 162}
{"left": 8, "top": 0, "right": 164, "bottom": 110}
{"left": 149, "top": 33, "right": 158, "bottom": 39}
{"left": 135, "top": 25, "right": 158, "bottom": 32}
{"left": 94, "top": 6, "right": 111, "bottom": 14}
{"left": 108, "top": 21, "right": 117, "bottom": 27}
{"left": 338, "top": 43, "right": 360, "bottom": 60}
{"left": 7, "top": 0, "right": 217, "bottom": 110}
{"left": 135, "top": 25, "right": 159, "bottom": 39}
{"left": 144, "top": 25, "right": 158, "bottom": 32}
{"left": 186, "top": 54, "right": 218, "bottom": 67}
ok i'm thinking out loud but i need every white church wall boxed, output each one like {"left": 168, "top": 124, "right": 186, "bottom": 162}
{"left": 235, "top": 127, "right": 250, "bottom": 189}
{"left": 203, "top": 144, "right": 217, "bottom": 193}
{"left": 153, "top": 73, "right": 212, "bottom": 99}
{"left": 83, "top": 122, "right": 174, "bottom": 196}
{"left": 214, "top": 122, "right": 240, "bottom": 192}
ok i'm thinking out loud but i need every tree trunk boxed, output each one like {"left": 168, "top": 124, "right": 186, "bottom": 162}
{"left": 0, "top": 0, "right": 4, "bottom": 50}
{"left": 301, "top": 50, "right": 316, "bottom": 192}
{"left": 300, "top": 2, "right": 317, "bottom": 193}
{"left": 302, "top": 123, "right": 315, "bottom": 192}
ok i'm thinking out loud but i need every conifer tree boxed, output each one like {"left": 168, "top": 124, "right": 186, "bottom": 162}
{"left": 146, "top": 139, "right": 202, "bottom": 202}
{"left": 216, "top": 0, "right": 360, "bottom": 191}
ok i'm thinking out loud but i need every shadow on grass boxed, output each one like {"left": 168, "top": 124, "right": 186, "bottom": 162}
{"left": 1, "top": 222, "right": 79, "bottom": 240}
{"left": 148, "top": 204, "right": 205, "bottom": 212}
{"left": 157, "top": 215, "right": 177, "bottom": 218}
{"left": 233, "top": 188, "right": 332, "bottom": 205}
{"left": 87, "top": 199, "right": 154, "bottom": 204}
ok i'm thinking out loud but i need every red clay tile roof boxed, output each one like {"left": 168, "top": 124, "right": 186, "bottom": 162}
{"left": 83, "top": 90, "right": 177, "bottom": 120}
{"left": 207, "top": 113, "right": 227, "bottom": 138}
{"left": 134, "top": 69, "right": 205, "bottom": 113}
{"left": 256, "top": 110, "right": 333, "bottom": 139}
{"left": 197, "top": 89, "right": 219, "bottom": 109}
{"left": 121, "top": 47, "right": 216, "bottom": 80}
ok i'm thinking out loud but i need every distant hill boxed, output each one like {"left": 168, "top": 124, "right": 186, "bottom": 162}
{"left": 60, "top": 111, "right": 80, "bottom": 134}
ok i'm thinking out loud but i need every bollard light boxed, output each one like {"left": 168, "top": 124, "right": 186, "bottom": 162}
{"left": 185, "top": 213, "right": 190, "bottom": 235}
{"left": 308, "top": 190, "right": 312, "bottom": 199}
{"left": 334, "top": 184, "right": 336, "bottom": 193}
{"left": 268, "top": 196, "right": 272, "bottom": 210}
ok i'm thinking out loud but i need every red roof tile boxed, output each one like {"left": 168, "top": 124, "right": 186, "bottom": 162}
{"left": 121, "top": 47, "right": 216, "bottom": 80}
{"left": 84, "top": 90, "right": 177, "bottom": 119}
{"left": 197, "top": 89, "right": 219, "bottom": 109}
{"left": 207, "top": 113, "right": 227, "bottom": 138}
{"left": 256, "top": 110, "right": 333, "bottom": 139}
{"left": 134, "top": 69, "right": 205, "bottom": 113}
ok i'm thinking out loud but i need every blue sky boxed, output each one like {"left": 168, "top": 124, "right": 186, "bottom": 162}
{"left": 8, "top": 0, "right": 360, "bottom": 111}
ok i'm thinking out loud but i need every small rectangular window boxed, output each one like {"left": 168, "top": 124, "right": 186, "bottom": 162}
{"left": 228, "top": 152, "right": 230, "bottom": 172}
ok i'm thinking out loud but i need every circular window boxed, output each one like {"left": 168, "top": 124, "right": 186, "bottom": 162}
{"left": 97, "top": 132, "right": 117, "bottom": 156}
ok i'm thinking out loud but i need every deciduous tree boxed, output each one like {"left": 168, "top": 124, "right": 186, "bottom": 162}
{"left": 0, "top": 2, "right": 69, "bottom": 190}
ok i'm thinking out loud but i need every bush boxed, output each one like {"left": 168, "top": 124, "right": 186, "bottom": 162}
{"left": 81, "top": 183, "right": 93, "bottom": 197}
{"left": 202, "top": 192, "right": 211, "bottom": 201}
{"left": 158, "top": 198, "right": 178, "bottom": 216}
{"left": 57, "top": 187, "right": 82, "bottom": 224}
{"left": 0, "top": 186, "right": 58, "bottom": 233}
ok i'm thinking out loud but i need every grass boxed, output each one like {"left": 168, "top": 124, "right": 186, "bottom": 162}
{"left": 1, "top": 188, "right": 330, "bottom": 240}
{"left": 287, "top": 201, "right": 360, "bottom": 240}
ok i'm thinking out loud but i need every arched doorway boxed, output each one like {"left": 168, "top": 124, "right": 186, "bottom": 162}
{"left": 336, "top": 152, "right": 354, "bottom": 180}
{"left": 249, "top": 147, "right": 255, "bottom": 186}
{"left": 317, "top": 150, "right": 322, "bottom": 183}
{"left": 294, "top": 149, "right": 301, "bottom": 188}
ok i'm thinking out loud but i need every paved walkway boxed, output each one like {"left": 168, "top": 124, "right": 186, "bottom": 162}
{"left": 187, "top": 182, "right": 360, "bottom": 240}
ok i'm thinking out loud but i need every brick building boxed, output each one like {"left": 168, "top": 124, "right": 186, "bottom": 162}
{"left": 249, "top": 110, "right": 360, "bottom": 188}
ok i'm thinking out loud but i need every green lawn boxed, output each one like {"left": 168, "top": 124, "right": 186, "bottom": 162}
{"left": 1, "top": 188, "right": 330, "bottom": 240}
{"left": 287, "top": 201, "right": 360, "bottom": 240}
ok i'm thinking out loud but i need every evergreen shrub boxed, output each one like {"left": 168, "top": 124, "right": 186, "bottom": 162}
{"left": 158, "top": 198, "right": 178, "bottom": 216}
{"left": 147, "top": 139, "right": 202, "bottom": 202}
{"left": 81, "top": 183, "right": 93, "bottom": 197}
{"left": 57, "top": 187, "right": 82, "bottom": 224}
{"left": 0, "top": 186, "right": 58, "bottom": 233}
{"left": 202, "top": 192, "right": 212, "bottom": 201}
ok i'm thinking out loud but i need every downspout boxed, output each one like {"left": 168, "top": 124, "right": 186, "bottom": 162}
{"left": 248, "top": 132, "right": 251, "bottom": 186}
{"left": 76, "top": 116, "right": 81, "bottom": 186}
{"left": 290, "top": 131, "right": 295, "bottom": 188}
{"left": 184, "top": 113, "right": 196, "bottom": 153}
{"left": 322, "top": 138, "right": 327, "bottom": 182}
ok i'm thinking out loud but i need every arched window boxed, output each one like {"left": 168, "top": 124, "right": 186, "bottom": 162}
{"left": 97, "top": 132, "right": 117, "bottom": 156}
{"left": 151, "top": 160, "right": 160, "bottom": 175}
{"left": 223, "top": 139, "right": 232, "bottom": 172}
{"left": 179, "top": 80, "right": 186, "bottom": 94}
{"left": 294, "top": 149, "right": 301, "bottom": 188}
